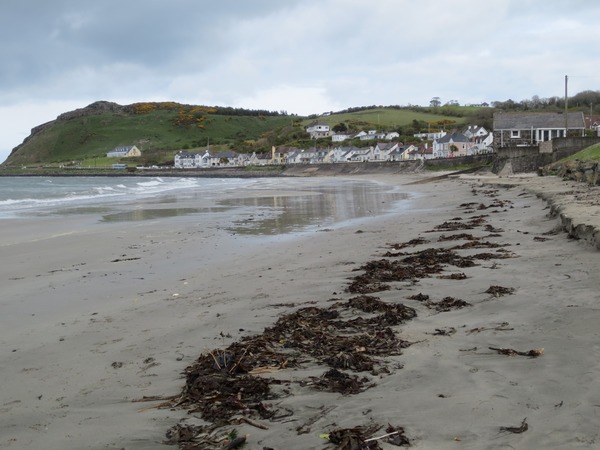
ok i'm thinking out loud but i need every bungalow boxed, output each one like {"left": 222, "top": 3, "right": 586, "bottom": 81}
{"left": 331, "top": 132, "right": 354, "bottom": 143}
{"left": 107, "top": 145, "right": 141, "bottom": 158}
{"left": 358, "top": 130, "right": 386, "bottom": 141}
{"left": 493, "top": 112, "right": 585, "bottom": 147}
{"left": 413, "top": 131, "right": 446, "bottom": 141}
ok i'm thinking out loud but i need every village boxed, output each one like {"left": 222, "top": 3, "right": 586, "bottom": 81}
{"left": 105, "top": 111, "right": 597, "bottom": 169}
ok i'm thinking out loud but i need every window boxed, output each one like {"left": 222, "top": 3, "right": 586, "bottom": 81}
{"left": 511, "top": 130, "right": 520, "bottom": 138}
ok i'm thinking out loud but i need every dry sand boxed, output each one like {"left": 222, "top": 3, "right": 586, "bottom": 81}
{"left": 1, "top": 173, "right": 599, "bottom": 449}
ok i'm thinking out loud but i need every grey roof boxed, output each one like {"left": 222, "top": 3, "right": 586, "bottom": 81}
{"left": 212, "top": 151, "right": 238, "bottom": 159}
{"left": 493, "top": 112, "right": 585, "bottom": 129}
{"left": 109, "top": 145, "right": 134, "bottom": 152}
{"left": 436, "top": 132, "right": 469, "bottom": 143}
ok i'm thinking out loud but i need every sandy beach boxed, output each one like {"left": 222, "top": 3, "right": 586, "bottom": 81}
{"left": 1, "top": 172, "right": 599, "bottom": 450}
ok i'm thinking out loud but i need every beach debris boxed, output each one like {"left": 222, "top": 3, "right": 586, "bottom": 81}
{"left": 223, "top": 432, "right": 248, "bottom": 449}
{"left": 325, "top": 423, "right": 411, "bottom": 449}
{"left": 500, "top": 418, "right": 529, "bottom": 434}
{"left": 432, "top": 327, "right": 456, "bottom": 336}
{"left": 449, "top": 240, "right": 507, "bottom": 250}
{"left": 386, "top": 237, "right": 430, "bottom": 250}
{"left": 483, "top": 224, "right": 504, "bottom": 233}
{"left": 110, "top": 256, "right": 141, "bottom": 262}
{"left": 306, "top": 368, "right": 374, "bottom": 395}
{"left": 438, "top": 233, "right": 479, "bottom": 241}
{"left": 466, "top": 322, "right": 513, "bottom": 334}
{"left": 164, "top": 422, "right": 241, "bottom": 448}
{"left": 160, "top": 196, "right": 523, "bottom": 448}
{"left": 326, "top": 424, "right": 382, "bottom": 449}
{"left": 489, "top": 347, "right": 544, "bottom": 358}
{"left": 297, "top": 404, "right": 337, "bottom": 435}
{"left": 485, "top": 285, "right": 515, "bottom": 297}
{"left": 157, "top": 295, "right": 416, "bottom": 445}
{"left": 438, "top": 272, "right": 467, "bottom": 280}
{"left": 368, "top": 425, "right": 410, "bottom": 446}
{"left": 426, "top": 297, "right": 472, "bottom": 312}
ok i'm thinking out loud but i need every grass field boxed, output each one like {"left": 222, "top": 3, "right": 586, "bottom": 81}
{"left": 303, "top": 107, "right": 466, "bottom": 130}
{"left": 562, "top": 143, "right": 600, "bottom": 161}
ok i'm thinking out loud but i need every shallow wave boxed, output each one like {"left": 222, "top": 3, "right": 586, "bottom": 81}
{"left": 0, "top": 176, "right": 207, "bottom": 215}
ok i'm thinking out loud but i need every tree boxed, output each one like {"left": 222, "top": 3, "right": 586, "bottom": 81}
{"left": 332, "top": 122, "right": 348, "bottom": 133}
{"left": 430, "top": 97, "right": 441, "bottom": 108}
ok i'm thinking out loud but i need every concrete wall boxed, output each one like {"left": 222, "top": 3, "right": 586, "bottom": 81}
{"left": 493, "top": 137, "right": 600, "bottom": 174}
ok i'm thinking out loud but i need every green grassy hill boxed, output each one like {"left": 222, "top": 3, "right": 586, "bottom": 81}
{"left": 304, "top": 106, "right": 470, "bottom": 130}
{"left": 4, "top": 101, "right": 475, "bottom": 167}
{"left": 561, "top": 143, "right": 600, "bottom": 161}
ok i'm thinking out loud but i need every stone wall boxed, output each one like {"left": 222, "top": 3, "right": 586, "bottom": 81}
{"left": 493, "top": 137, "right": 600, "bottom": 174}
{"left": 539, "top": 160, "right": 600, "bottom": 185}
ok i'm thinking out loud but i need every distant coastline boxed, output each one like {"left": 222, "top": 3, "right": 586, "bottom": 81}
{"left": 0, "top": 155, "right": 495, "bottom": 178}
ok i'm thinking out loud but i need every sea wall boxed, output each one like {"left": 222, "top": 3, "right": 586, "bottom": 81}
{"left": 493, "top": 137, "right": 600, "bottom": 174}
{"left": 539, "top": 160, "right": 600, "bottom": 185}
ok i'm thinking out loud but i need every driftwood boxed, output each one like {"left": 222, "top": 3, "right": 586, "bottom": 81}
{"left": 500, "top": 418, "right": 528, "bottom": 434}
{"left": 489, "top": 347, "right": 544, "bottom": 358}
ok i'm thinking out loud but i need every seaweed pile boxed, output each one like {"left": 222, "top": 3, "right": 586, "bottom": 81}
{"left": 158, "top": 187, "right": 526, "bottom": 449}
{"left": 160, "top": 295, "right": 416, "bottom": 449}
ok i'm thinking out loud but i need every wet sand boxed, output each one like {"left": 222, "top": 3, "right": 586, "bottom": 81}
{"left": 1, "top": 173, "right": 599, "bottom": 449}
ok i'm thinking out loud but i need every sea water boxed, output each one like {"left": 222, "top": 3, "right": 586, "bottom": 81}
{"left": 0, "top": 176, "right": 411, "bottom": 235}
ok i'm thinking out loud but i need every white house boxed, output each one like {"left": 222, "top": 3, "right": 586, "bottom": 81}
{"left": 331, "top": 132, "right": 354, "bottom": 142}
{"left": 306, "top": 123, "right": 331, "bottom": 139}
{"left": 347, "top": 147, "right": 372, "bottom": 162}
{"left": 372, "top": 142, "right": 398, "bottom": 161}
{"left": 107, "top": 145, "right": 141, "bottom": 158}
{"left": 413, "top": 131, "right": 447, "bottom": 141}
{"left": 470, "top": 133, "right": 494, "bottom": 154}
{"left": 174, "top": 150, "right": 212, "bottom": 168}
{"left": 331, "top": 146, "right": 362, "bottom": 162}
{"left": 463, "top": 125, "right": 488, "bottom": 139}
{"left": 407, "top": 144, "right": 434, "bottom": 160}
{"left": 358, "top": 130, "right": 386, "bottom": 141}
{"left": 388, "top": 144, "right": 418, "bottom": 161}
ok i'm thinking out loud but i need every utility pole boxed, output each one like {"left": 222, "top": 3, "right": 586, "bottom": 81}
{"left": 564, "top": 75, "right": 568, "bottom": 136}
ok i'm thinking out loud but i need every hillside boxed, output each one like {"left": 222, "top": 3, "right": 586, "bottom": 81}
{"left": 3, "top": 101, "right": 473, "bottom": 166}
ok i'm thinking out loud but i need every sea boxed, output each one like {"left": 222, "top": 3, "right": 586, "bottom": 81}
{"left": 0, "top": 176, "right": 413, "bottom": 235}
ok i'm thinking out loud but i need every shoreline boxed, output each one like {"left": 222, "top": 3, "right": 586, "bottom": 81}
{"left": 1, "top": 173, "right": 599, "bottom": 449}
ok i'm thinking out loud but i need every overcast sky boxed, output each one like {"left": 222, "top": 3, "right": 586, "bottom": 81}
{"left": 1, "top": 0, "right": 599, "bottom": 163}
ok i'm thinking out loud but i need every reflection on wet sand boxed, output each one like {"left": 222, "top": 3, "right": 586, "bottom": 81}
{"left": 221, "top": 183, "right": 409, "bottom": 235}
{"left": 100, "top": 207, "right": 229, "bottom": 222}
